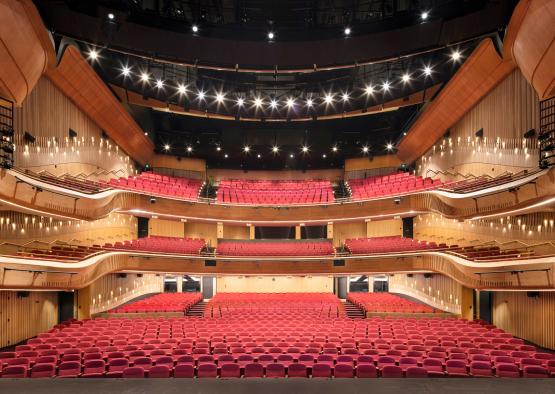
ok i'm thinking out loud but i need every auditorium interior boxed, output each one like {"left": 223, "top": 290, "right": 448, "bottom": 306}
{"left": 0, "top": 0, "right": 554, "bottom": 393}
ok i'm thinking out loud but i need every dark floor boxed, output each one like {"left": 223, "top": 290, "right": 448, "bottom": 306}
{"left": 0, "top": 378, "right": 553, "bottom": 394}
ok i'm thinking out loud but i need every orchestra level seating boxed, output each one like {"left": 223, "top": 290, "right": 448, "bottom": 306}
{"left": 110, "top": 293, "right": 203, "bottom": 314}
{"left": 216, "top": 240, "right": 335, "bottom": 256}
{"left": 216, "top": 179, "right": 334, "bottom": 205}
{"left": 1, "top": 293, "right": 552, "bottom": 379}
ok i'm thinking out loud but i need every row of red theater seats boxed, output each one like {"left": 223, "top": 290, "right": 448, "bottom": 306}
{"left": 347, "top": 293, "right": 435, "bottom": 314}
{"left": 218, "top": 179, "right": 331, "bottom": 190}
{"left": 102, "top": 236, "right": 206, "bottom": 255}
{"left": 216, "top": 241, "right": 335, "bottom": 256}
{"left": 348, "top": 173, "right": 445, "bottom": 200}
{"left": 217, "top": 189, "right": 335, "bottom": 204}
{"left": 111, "top": 293, "right": 202, "bottom": 314}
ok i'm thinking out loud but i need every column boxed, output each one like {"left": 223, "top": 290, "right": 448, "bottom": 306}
{"left": 295, "top": 225, "right": 301, "bottom": 240}
{"left": 366, "top": 219, "right": 372, "bottom": 237}
{"left": 176, "top": 276, "right": 183, "bottom": 293}
{"left": 217, "top": 222, "right": 224, "bottom": 239}
{"left": 249, "top": 224, "right": 255, "bottom": 239}
{"left": 327, "top": 222, "right": 333, "bottom": 239}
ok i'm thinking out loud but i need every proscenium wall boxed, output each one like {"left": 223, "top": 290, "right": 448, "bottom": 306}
{"left": 492, "top": 291, "right": 555, "bottom": 350}
{"left": 216, "top": 276, "right": 334, "bottom": 293}
{"left": 0, "top": 291, "right": 58, "bottom": 348}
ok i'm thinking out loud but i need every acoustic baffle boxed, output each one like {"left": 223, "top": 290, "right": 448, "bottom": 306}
{"left": 402, "top": 217, "right": 414, "bottom": 238}
{"left": 137, "top": 217, "right": 149, "bottom": 238}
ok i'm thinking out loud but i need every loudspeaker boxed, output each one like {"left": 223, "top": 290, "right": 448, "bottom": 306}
{"left": 333, "top": 259, "right": 345, "bottom": 267}
{"left": 205, "top": 260, "right": 217, "bottom": 267}
{"left": 475, "top": 128, "right": 484, "bottom": 138}
{"left": 527, "top": 291, "right": 540, "bottom": 298}
{"left": 24, "top": 131, "right": 36, "bottom": 144}
{"left": 17, "top": 291, "right": 30, "bottom": 298}
{"left": 69, "top": 128, "right": 78, "bottom": 139}
{"left": 424, "top": 273, "right": 433, "bottom": 279}
{"left": 117, "top": 273, "right": 127, "bottom": 279}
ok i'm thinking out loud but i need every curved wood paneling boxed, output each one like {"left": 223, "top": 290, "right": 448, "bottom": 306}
{"left": 0, "top": 0, "right": 54, "bottom": 105}
{"left": 397, "top": 39, "right": 516, "bottom": 164}
{"left": 46, "top": 46, "right": 154, "bottom": 164}
{"left": 505, "top": 0, "right": 555, "bottom": 99}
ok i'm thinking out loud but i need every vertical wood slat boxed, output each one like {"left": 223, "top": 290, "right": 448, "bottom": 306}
{"left": 493, "top": 291, "right": 555, "bottom": 350}
{"left": 0, "top": 291, "right": 58, "bottom": 348}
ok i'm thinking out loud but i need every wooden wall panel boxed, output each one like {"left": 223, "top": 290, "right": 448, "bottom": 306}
{"left": 366, "top": 219, "right": 403, "bottom": 237}
{"left": 389, "top": 273, "right": 463, "bottom": 314}
{"left": 149, "top": 218, "right": 185, "bottom": 238}
{"left": 493, "top": 291, "right": 555, "bottom": 350}
{"left": 184, "top": 222, "right": 218, "bottom": 247}
{"left": 0, "top": 290, "right": 58, "bottom": 348}
{"left": 150, "top": 155, "right": 206, "bottom": 174}
{"left": 216, "top": 275, "right": 333, "bottom": 293}
{"left": 333, "top": 222, "right": 366, "bottom": 247}
{"left": 208, "top": 169, "right": 343, "bottom": 182}
{"left": 344, "top": 155, "right": 401, "bottom": 173}
{"left": 222, "top": 225, "right": 250, "bottom": 240}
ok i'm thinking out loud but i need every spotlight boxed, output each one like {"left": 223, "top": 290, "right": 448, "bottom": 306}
{"left": 164, "top": 144, "right": 170, "bottom": 151}
{"left": 140, "top": 72, "right": 150, "bottom": 82}
{"left": 286, "top": 98, "right": 295, "bottom": 108}
{"left": 88, "top": 49, "right": 98, "bottom": 60}
{"left": 362, "top": 146, "right": 369, "bottom": 153}
{"left": 332, "top": 146, "right": 338, "bottom": 152}
{"left": 423, "top": 65, "right": 433, "bottom": 76}
{"left": 107, "top": 13, "right": 115, "bottom": 20}
{"left": 187, "top": 146, "right": 193, "bottom": 152}
{"left": 177, "top": 84, "right": 187, "bottom": 95}
{"left": 451, "top": 50, "right": 461, "bottom": 62}
{"left": 192, "top": 25, "right": 199, "bottom": 33}
{"left": 272, "top": 146, "right": 279, "bottom": 153}
{"left": 121, "top": 65, "right": 131, "bottom": 77}
{"left": 197, "top": 90, "right": 205, "bottom": 100}
{"left": 236, "top": 97, "right": 245, "bottom": 107}
{"left": 401, "top": 73, "right": 411, "bottom": 83}
{"left": 386, "top": 143, "right": 394, "bottom": 151}
{"left": 324, "top": 94, "right": 333, "bottom": 104}
{"left": 216, "top": 92, "right": 225, "bottom": 103}
{"left": 421, "top": 11, "right": 429, "bottom": 20}
{"left": 342, "top": 92, "right": 350, "bottom": 102}
{"left": 243, "top": 146, "right": 250, "bottom": 153}
{"left": 344, "top": 27, "right": 351, "bottom": 36}
{"left": 267, "top": 31, "right": 275, "bottom": 40}
{"left": 254, "top": 97, "right": 263, "bottom": 107}
{"left": 270, "top": 99, "right": 278, "bottom": 109}
{"left": 302, "top": 146, "right": 309, "bottom": 153}
{"left": 365, "top": 84, "right": 375, "bottom": 95}
{"left": 306, "top": 98, "right": 313, "bottom": 107}
{"left": 382, "top": 81, "right": 390, "bottom": 92}
{"left": 155, "top": 79, "right": 164, "bottom": 89}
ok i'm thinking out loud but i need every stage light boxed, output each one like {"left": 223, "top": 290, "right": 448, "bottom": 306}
{"left": 140, "top": 72, "right": 149, "bottom": 82}
{"left": 155, "top": 79, "right": 164, "bottom": 89}
{"left": 108, "top": 13, "right": 115, "bottom": 20}
{"left": 362, "top": 146, "right": 369, "bottom": 153}
{"left": 197, "top": 90, "right": 205, "bottom": 100}
{"left": 236, "top": 97, "right": 245, "bottom": 107}
{"left": 270, "top": 99, "right": 278, "bottom": 109}
{"left": 192, "top": 25, "right": 199, "bottom": 33}
{"left": 421, "top": 11, "right": 429, "bottom": 20}
{"left": 88, "top": 49, "right": 98, "bottom": 61}
{"left": 268, "top": 31, "right": 275, "bottom": 40}
{"left": 121, "top": 66, "right": 131, "bottom": 77}
{"left": 187, "top": 146, "right": 193, "bottom": 152}
{"left": 324, "top": 94, "right": 333, "bottom": 104}
{"left": 382, "top": 81, "right": 390, "bottom": 92}
{"left": 216, "top": 92, "right": 225, "bottom": 103}
{"left": 451, "top": 50, "right": 461, "bottom": 62}
{"left": 386, "top": 143, "right": 394, "bottom": 151}
{"left": 243, "top": 146, "right": 250, "bottom": 153}
{"left": 272, "top": 146, "right": 279, "bottom": 153}
{"left": 286, "top": 98, "right": 295, "bottom": 108}
{"left": 306, "top": 98, "right": 313, "bottom": 107}
{"left": 423, "top": 65, "right": 432, "bottom": 76}
{"left": 302, "top": 146, "right": 309, "bottom": 153}
{"left": 332, "top": 146, "right": 338, "bottom": 152}
{"left": 401, "top": 73, "right": 411, "bottom": 83}
{"left": 164, "top": 144, "right": 170, "bottom": 151}
{"left": 254, "top": 97, "right": 263, "bottom": 107}
{"left": 344, "top": 27, "right": 351, "bottom": 36}
{"left": 365, "top": 84, "right": 375, "bottom": 95}
{"left": 177, "top": 84, "right": 187, "bottom": 95}
{"left": 342, "top": 92, "right": 350, "bottom": 102}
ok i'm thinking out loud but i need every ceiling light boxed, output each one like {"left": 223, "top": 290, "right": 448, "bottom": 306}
{"left": 243, "top": 146, "right": 250, "bottom": 153}
{"left": 107, "top": 13, "right": 115, "bottom": 20}
{"left": 155, "top": 79, "right": 164, "bottom": 89}
{"left": 386, "top": 143, "right": 394, "bottom": 151}
{"left": 272, "top": 146, "right": 279, "bottom": 153}
{"left": 451, "top": 50, "right": 461, "bottom": 62}
{"left": 224, "top": 154, "right": 228, "bottom": 158}
{"left": 342, "top": 92, "right": 350, "bottom": 102}
{"left": 140, "top": 72, "right": 149, "bottom": 82}
{"left": 306, "top": 98, "right": 313, "bottom": 107}
{"left": 257, "top": 154, "right": 261, "bottom": 158}
{"left": 365, "top": 84, "right": 375, "bottom": 95}
{"left": 164, "top": 144, "right": 170, "bottom": 151}
{"left": 177, "top": 84, "right": 187, "bottom": 95}
{"left": 121, "top": 66, "right": 131, "bottom": 77}
{"left": 332, "top": 146, "right": 338, "bottom": 152}
{"left": 382, "top": 81, "right": 390, "bottom": 92}
{"left": 197, "top": 90, "right": 205, "bottom": 100}
{"left": 270, "top": 99, "right": 278, "bottom": 109}
{"left": 267, "top": 31, "right": 275, "bottom": 40}
{"left": 423, "top": 65, "right": 433, "bottom": 76}
{"left": 302, "top": 146, "right": 309, "bottom": 153}
{"left": 254, "top": 97, "right": 263, "bottom": 107}
{"left": 362, "top": 146, "right": 369, "bottom": 153}
{"left": 237, "top": 97, "right": 244, "bottom": 107}
{"left": 216, "top": 92, "right": 225, "bottom": 103}
{"left": 286, "top": 98, "right": 295, "bottom": 108}
{"left": 290, "top": 154, "right": 294, "bottom": 158}
{"left": 421, "top": 11, "right": 429, "bottom": 20}
{"left": 192, "top": 25, "right": 199, "bottom": 33}
{"left": 344, "top": 27, "right": 351, "bottom": 36}
{"left": 216, "top": 146, "right": 221, "bottom": 151}
{"left": 322, "top": 154, "right": 327, "bottom": 158}
{"left": 324, "top": 94, "right": 333, "bottom": 104}
{"left": 401, "top": 73, "right": 411, "bottom": 83}
{"left": 88, "top": 49, "right": 98, "bottom": 60}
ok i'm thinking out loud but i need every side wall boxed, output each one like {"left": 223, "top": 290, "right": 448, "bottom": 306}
{"left": 492, "top": 291, "right": 555, "bottom": 350}
{"left": 216, "top": 276, "right": 334, "bottom": 293}
{"left": 0, "top": 291, "right": 58, "bottom": 348}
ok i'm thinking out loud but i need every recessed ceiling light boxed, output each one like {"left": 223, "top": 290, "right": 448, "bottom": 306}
{"left": 254, "top": 97, "right": 263, "bottom": 107}
{"left": 224, "top": 154, "right": 228, "bottom": 158}
{"left": 270, "top": 99, "right": 278, "bottom": 109}
{"left": 324, "top": 94, "right": 333, "bottom": 104}
{"left": 164, "top": 144, "right": 170, "bottom": 151}
{"left": 272, "top": 146, "right": 279, "bottom": 153}
{"left": 121, "top": 66, "right": 131, "bottom": 77}
{"left": 423, "top": 65, "right": 433, "bottom": 76}
{"left": 107, "top": 13, "right": 115, "bottom": 20}
{"left": 322, "top": 154, "right": 327, "bottom": 158}
{"left": 306, "top": 98, "right": 313, "bottom": 107}
{"left": 88, "top": 49, "right": 98, "bottom": 60}
{"left": 243, "top": 146, "right": 250, "bottom": 153}
{"left": 332, "top": 146, "right": 338, "bottom": 152}
{"left": 382, "top": 81, "right": 390, "bottom": 92}
{"left": 342, "top": 92, "right": 350, "bottom": 102}
{"left": 197, "top": 90, "right": 205, "bottom": 100}
{"left": 302, "top": 146, "right": 309, "bottom": 153}
{"left": 216, "top": 92, "right": 225, "bottom": 103}
{"left": 290, "top": 154, "right": 294, "bottom": 158}
{"left": 187, "top": 146, "right": 193, "bottom": 152}
{"left": 257, "top": 154, "right": 261, "bottom": 158}
{"left": 268, "top": 31, "right": 275, "bottom": 40}
{"left": 192, "top": 25, "right": 199, "bottom": 33}
{"left": 140, "top": 72, "right": 149, "bottom": 82}
{"left": 216, "top": 146, "right": 221, "bottom": 151}
{"left": 237, "top": 97, "right": 244, "bottom": 107}
{"left": 344, "top": 27, "right": 351, "bottom": 36}
{"left": 286, "top": 98, "right": 295, "bottom": 108}
{"left": 451, "top": 50, "right": 461, "bottom": 62}
{"left": 155, "top": 79, "right": 164, "bottom": 89}
{"left": 401, "top": 73, "right": 411, "bottom": 83}
{"left": 421, "top": 11, "right": 429, "bottom": 20}
{"left": 365, "top": 84, "right": 374, "bottom": 95}
{"left": 362, "top": 146, "right": 369, "bottom": 153}
{"left": 177, "top": 84, "right": 187, "bottom": 95}
{"left": 386, "top": 143, "right": 394, "bottom": 151}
